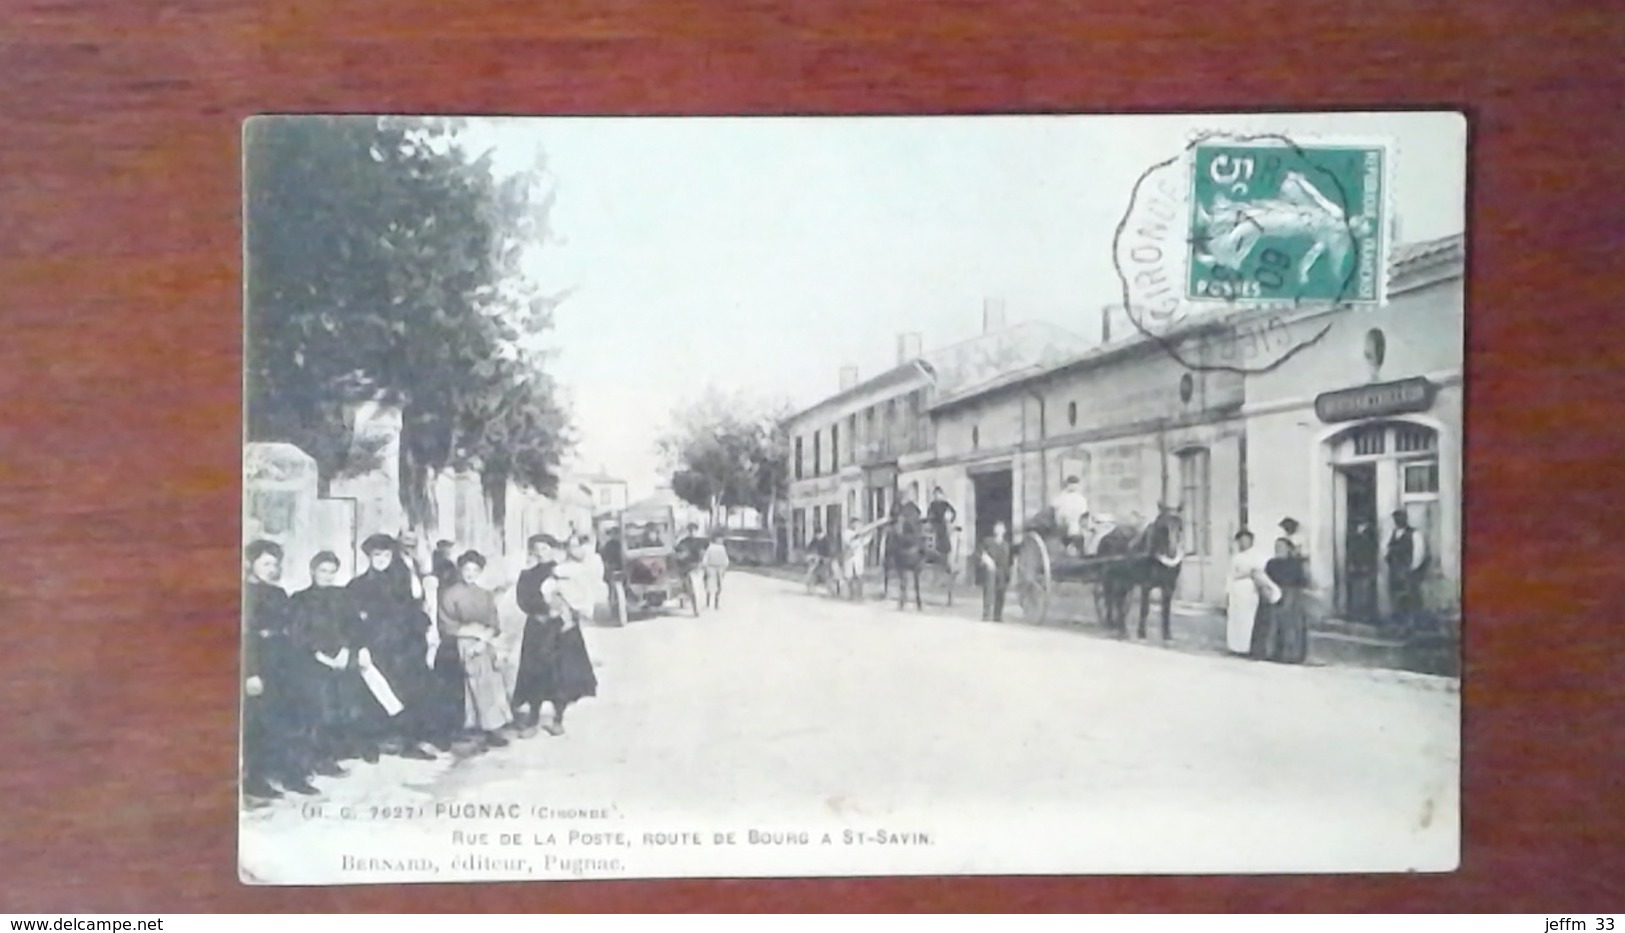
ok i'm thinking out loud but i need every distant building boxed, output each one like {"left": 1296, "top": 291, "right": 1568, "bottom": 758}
{"left": 782, "top": 301, "right": 1091, "bottom": 560}
{"left": 1242, "top": 233, "right": 1464, "bottom": 625}
{"left": 569, "top": 469, "right": 630, "bottom": 516}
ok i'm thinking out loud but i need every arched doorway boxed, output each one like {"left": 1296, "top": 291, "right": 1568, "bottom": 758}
{"left": 1324, "top": 418, "right": 1441, "bottom": 624}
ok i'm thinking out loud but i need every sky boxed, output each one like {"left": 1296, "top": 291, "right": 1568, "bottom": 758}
{"left": 458, "top": 113, "right": 1466, "bottom": 500}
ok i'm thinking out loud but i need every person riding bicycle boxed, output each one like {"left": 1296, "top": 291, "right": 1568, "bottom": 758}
{"left": 804, "top": 526, "right": 836, "bottom": 593}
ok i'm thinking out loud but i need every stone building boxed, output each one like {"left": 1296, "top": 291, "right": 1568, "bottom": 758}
{"left": 1241, "top": 233, "right": 1464, "bottom": 626}
{"left": 922, "top": 319, "right": 1246, "bottom": 606}
{"left": 783, "top": 301, "right": 1092, "bottom": 561}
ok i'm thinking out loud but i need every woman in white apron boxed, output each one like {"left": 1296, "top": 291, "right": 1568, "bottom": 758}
{"left": 1226, "top": 529, "right": 1281, "bottom": 655}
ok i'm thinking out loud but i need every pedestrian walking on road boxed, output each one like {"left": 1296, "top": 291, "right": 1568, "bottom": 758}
{"left": 438, "top": 551, "right": 515, "bottom": 749}
{"left": 701, "top": 532, "right": 731, "bottom": 609}
{"left": 978, "top": 521, "right": 1014, "bottom": 622}
{"left": 675, "top": 523, "right": 708, "bottom": 611}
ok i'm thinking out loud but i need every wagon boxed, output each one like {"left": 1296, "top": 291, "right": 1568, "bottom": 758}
{"left": 607, "top": 503, "right": 700, "bottom": 620}
{"left": 1011, "top": 513, "right": 1136, "bottom": 624}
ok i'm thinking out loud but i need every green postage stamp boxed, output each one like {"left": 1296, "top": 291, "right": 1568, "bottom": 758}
{"left": 1187, "top": 137, "right": 1388, "bottom": 305}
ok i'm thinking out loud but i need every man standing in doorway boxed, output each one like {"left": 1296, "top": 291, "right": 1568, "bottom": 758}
{"left": 1385, "top": 508, "right": 1429, "bottom": 632}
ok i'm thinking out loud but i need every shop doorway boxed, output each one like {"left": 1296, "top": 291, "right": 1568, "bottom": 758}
{"left": 970, "top": 468, "right": 1014, "bottom": 551}
{"left": 1338, "top": 462, "right": 1380, "bottom": 623}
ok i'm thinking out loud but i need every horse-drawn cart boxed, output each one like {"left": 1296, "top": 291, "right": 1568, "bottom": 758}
{"left": 1012, "top": 506, "right": 1186, "bottom": 638}
{"left": 1012, "top": 518, "right": 1124, "bottom": 625}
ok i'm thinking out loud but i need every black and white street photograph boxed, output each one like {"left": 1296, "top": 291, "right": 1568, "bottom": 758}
{"left": 240, "top": 112, "right": 1465, "bottom": 884}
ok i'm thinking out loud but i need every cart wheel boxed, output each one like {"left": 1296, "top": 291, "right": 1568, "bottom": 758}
{"left": 1016, "top": 532, "right": 1052, "bottom": 624}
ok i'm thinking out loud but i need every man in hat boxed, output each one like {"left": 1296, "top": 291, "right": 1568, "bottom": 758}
{"left": 674, "top": 522, "right": 707, "bottom": 609}
{"left": 1385, "top": 508, "right": 1429, "bottom": 631}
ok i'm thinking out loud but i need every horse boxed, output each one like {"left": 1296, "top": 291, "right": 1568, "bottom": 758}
{"left": 880, "top": 501, "right": 932, "bottom": 611}
{"left": 1096, "top": 504, "right": 1185, "bottom": 640}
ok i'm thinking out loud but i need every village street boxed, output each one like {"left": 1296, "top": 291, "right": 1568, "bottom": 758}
{"left": 241, "top": 570, "right": 1459, "bottom": 883}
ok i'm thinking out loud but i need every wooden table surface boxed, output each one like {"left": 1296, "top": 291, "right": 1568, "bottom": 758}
{"left": 1, "top": 0, "right": 1621, "bottom": 913}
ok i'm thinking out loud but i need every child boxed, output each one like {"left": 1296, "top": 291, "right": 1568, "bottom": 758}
{"left": 701, "top": 533, "right": 731, "bottom": 609}
{"left": 842, "top": 516, "right": 889, "bottom": 601}
{"left": 978, "top": 520, "right": 1014, "bottom": 622}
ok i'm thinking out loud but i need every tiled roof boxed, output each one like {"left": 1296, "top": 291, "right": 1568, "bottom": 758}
{"left": 928, "top": 232, "right": 1465, "bottom": 414}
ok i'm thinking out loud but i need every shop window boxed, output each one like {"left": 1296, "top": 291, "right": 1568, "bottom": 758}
{"left": 1404, "top": 459, "right": 1440, "bottom": 495}
{"left": 1351, "top": 425, "right": 1386, "bottom": 457}
{"left": 1396, "top": 425, "right": 1437, "bottom": 453}
{"left": 1177, "top": 447, "right": 1212, "bottom": 557}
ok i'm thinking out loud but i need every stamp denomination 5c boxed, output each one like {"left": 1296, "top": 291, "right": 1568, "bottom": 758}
{"left": 1187, "top": 137, "right": 1388, "bottom": 306}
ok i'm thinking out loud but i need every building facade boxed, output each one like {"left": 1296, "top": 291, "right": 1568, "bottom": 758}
{"left": 783, "top": 306, "right": 1095, "bottom": 561}
{"left": 923, "top": 322, "right": 1245, "bottom": 605}
{"left": 784, "top": 344, "right": 936, "bottom": 559}
{"left": 1241, "top": 234, "right": 1464, "bottom": 626}
{"left": 570, "top": 471, "right": 630, "bottom": 517}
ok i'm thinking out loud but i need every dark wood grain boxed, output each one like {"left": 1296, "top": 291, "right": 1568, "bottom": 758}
{"left": 1, "top": 0, "right": 1621, "bottom": 912}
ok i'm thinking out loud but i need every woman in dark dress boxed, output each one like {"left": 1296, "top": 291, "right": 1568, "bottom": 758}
{"left": 1263, "top": 536, "right": 1311, "bottom": 664}
{"left": 512, "top": 534, "right": 560, "bottom": 738}
{"left": 346, "top": 533, "right": 439, "bottom": 760}
{"left": 536, "top": 536, "right": 601, "bottom": 736}
{"left": 289, "top": 551, "right": 371, "bottom": 769}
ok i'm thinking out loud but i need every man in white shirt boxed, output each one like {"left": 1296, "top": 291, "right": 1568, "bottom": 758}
{"left": 1053, "top": 475, "right": 1091, "bottom": 555}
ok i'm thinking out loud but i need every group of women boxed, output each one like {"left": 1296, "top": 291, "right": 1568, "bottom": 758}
{"left": 241, "top": 530, "right": 600, "bottom": 803}
{"left": 1225, "top": 518, "right": 1312, "bottom": 664}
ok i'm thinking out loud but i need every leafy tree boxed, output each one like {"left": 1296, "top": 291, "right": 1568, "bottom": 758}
{"left": 658, "top": 389, "right": 794, "bottom": 529}
{"left": 244, "top": 116, "right": 572, "bottom": 526}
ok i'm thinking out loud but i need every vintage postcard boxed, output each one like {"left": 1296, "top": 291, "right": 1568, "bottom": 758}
{"left": 240, "top": 112, "right": 1465, "bottom": 884}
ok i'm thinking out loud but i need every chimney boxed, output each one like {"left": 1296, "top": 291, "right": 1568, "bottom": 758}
{"left": 839, "top": 366, "right": 860, "bottom": 391}
{"left": 896, "top": 332, "right": 923, "bottom": 364}
{"left": 982, "top": 297, "right": 1008, "bottom": 334}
